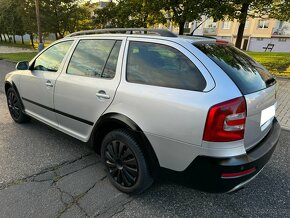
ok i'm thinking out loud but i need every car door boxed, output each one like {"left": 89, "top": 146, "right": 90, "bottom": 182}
{"left": 53, "top": 37, "right": 125, "bottom": 141}
{"left": 20, "top": 40, "right": 74, "bottom": 126}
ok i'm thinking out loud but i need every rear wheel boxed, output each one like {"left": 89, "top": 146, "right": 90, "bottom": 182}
{"left": 6, "top": 87, "right": 30, "bottom": 123}
{"left": 101, "top": 129, "right": 153, "bottom": 194}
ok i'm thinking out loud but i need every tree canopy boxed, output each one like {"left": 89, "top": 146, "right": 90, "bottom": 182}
{"left": 0, "top": 0, "right": 288, "bottom": 48}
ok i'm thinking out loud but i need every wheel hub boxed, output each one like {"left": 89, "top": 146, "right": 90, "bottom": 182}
{"left": 116, "top": 159, "right": 123, "bottom": 170}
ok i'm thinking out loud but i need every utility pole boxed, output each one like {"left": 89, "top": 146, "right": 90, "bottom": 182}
{"left": 35, "top": 0, "right": 44, "bottom": 51}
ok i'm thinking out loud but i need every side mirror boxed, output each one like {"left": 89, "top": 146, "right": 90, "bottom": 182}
{"left": 16, "top": 61, "right": 29, "bottom": 70}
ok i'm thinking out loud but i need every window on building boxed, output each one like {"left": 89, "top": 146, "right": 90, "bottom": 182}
{"left": 222, "top": 21, "right": 231, "bottom": 29}
{"left": 258, "top": 20, "right": 269, "bottom": 29}
{"left": 278, "top": 38, "right": 287, "bottom": 42}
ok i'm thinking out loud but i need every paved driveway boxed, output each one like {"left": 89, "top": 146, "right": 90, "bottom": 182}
{"left": 0, "top": 60, "right": 290, "bottom": 217}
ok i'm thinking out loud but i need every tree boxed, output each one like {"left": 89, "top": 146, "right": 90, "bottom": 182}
{"left": 94, "top": 0, "right": 165, "bottom": 28}
{"left": 271, "top": 0, "right": 290, "bottom": 22}
{"left": 0, "top": 0, "right": 26, "bottom": 44}
{"left": 35, "top": 0, "right": 43, "bottom": 43}
{"left": 42, "top": 0, "right": 92, "bottom": 39}
{"left": 208, "top": 0, "right": 274, "bottom": 48}
{"left": 162, "top": 0, "right": 208, "bottom": 35}
{"left": 22, "top": 0, "right": 38, "bottom": 47}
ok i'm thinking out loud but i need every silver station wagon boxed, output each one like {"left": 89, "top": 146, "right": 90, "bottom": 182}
{"left": 4, "top": 28, "right": 281, "bottom": 194}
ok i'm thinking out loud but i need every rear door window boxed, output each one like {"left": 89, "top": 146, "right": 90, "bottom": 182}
{"left": 67, "top": 39, "right": 120, "bottom": 78}
{"left": 126, "top": 41, "right": 206, "bottom": 91}
{"left": 194, "top": 43, "right": 275, "bottom": 95}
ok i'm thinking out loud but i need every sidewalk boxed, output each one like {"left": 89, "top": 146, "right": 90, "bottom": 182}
{"left": 276, "top": 78, "right": 290, "bottom": 130}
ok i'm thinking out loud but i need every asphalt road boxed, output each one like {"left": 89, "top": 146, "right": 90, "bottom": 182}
{"left": 0, "top": 60, "right": 290, "bottom": 217}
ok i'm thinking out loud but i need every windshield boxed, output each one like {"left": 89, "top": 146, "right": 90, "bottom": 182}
{"left": 194, "top": 42, "right": 275, "bottom": 95}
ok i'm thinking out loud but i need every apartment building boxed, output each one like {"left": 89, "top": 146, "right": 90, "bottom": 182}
{"left": 191, "top": 18, "right": 290, "bottom": 52}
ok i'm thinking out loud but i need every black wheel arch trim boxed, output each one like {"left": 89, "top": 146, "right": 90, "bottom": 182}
{"left": 90, "top": 112, "right": 160, "bottom": 175}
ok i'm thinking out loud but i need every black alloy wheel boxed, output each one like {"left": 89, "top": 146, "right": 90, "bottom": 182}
{"left": 101, "top": 129, "right": 153, "bottom": 194}
{"left": 104, "top": 140, "right": 138, "bottom": 187}
{"left": 6, "top": 88, "right": 30, "bottom": 123}
{"left": 7, "top": 89, "right": 21, "bottom": 120}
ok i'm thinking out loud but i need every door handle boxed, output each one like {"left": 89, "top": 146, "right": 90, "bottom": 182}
{"left": 96, "top": 91, "right": 110, "bottom": 99}
{"left": 45, "top": 80, "right": 53, "bottom": 87}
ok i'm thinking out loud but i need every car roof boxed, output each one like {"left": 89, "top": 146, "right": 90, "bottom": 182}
{"left": 65, "top": 28, "right": 217, "bottom": 44}
{"left": 67, "top": 33, "right": 218, "bottom": 45}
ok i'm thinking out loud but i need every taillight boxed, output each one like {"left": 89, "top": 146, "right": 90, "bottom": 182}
{"left": 203, "top": 97, "right": 247, "bottom": 142}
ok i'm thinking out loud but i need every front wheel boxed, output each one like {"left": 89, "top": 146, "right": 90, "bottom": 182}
{"left": 6, "top": 87, "right": 30, "bottom": 123}
{"left": 101, "top": 129, "right": 153, "bottom": 194}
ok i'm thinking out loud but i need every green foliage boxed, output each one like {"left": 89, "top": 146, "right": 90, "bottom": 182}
{"left": 271, "top": 0, "right": 290, "bottom": 21}
{"left": 0, "top": 0, "right": 93, "bottom": 43}
{"left": 94, "top": 0, "right": 165, "bottom": 28}
{"left": 0, "top": 52, "right": 38, "bottom": 62}
{"left": 247, "top": 52, "right": 290, "bottom": 77}
{"left": 162, "top": 0, "right": 210, "bottom": 35}
{"left": 41, "top": 0, "right": 93, "bottom": 38}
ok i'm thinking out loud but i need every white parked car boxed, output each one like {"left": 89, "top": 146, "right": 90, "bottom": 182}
{"left": 5, "top": 28, "right": 280, "bottom": 193}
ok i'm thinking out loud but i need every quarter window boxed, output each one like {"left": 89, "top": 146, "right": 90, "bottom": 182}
{"left": 67, "top": 39, "right": 120, "bottom": 78}
{"left": 34, "top": 41, "right": 73, "bottom": 72}
{"left": 126, "top": 41, "right": 206, "bottom": 91}
{"left": 102, "top": 41, "right": 122, "bottom": 79}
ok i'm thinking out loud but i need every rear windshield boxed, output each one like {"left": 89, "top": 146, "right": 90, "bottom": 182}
{"left": 194, "top": 43, "right": 275, "bottom": 95}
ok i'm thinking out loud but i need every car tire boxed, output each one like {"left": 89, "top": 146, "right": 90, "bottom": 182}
{"left": 6, "top": 87, "right": 30, "bottom": 123}
{"left": 101, "top": 129, "right": 153, "bottom": 194}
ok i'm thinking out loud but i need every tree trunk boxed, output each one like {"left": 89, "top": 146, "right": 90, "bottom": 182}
{"left": 178, "top": 21, "right": 185, "bottom": 35}
{"left": 21, "top": 35, "right": 24, "bottom": 44}
{"left": 58, "top": 32, "right": 64, "bottom": 39}
{"left": 0, "top": 34, "right": 2, "bottom": 42}
{"left": 30, "top": 33, "right": 34, "bottom": 48}
{"left": 55, "top": 32, "right": 58, "bottom": 40}
{"left": 7, "top": 34, "right": 11, "bottom": 43}
{"left": 13, "top": 34, "right": 16, "bottom": 44}
{"left": 235, "top": 3, "right": 250, "bottom": 49}
{"left": 35, "top": 0, "right": 43, "bottom": 43}
{"left": 3, "top": 34, "right": 7, "bottom": 42}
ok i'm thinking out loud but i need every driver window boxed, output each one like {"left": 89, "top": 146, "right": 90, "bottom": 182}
{"left": 33, "top": 41, "right": 73, "bottom": 72}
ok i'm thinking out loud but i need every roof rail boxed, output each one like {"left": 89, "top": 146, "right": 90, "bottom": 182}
{"left": 66, "top": 28, "right": 178, "bottom": 38}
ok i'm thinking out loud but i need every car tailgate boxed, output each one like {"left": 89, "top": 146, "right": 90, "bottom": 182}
{"left": 244, "top": 84, "right": 277, "bottom": 150}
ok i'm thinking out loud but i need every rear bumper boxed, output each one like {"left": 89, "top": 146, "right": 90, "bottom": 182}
{"left": 178, "top": 118, "right": 281, "bottom": 193}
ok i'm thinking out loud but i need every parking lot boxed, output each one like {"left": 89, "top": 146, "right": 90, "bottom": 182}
{"left": 0, "top": 60, "right": 290, "bottom": 217}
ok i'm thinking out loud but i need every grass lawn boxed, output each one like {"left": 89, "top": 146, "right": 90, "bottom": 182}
{"left": 0, "top": 41, "right": 51, "bottom": 49}
{"left": 247, "top": 52, "right": 290, "bottom": 77}
{"left": 0, "top": 52, "right": 38, "bottom": 62}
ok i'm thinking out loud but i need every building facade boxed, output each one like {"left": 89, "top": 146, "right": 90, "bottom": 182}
{"left": 190, "top": 18, "right": 290, "bottom": 52}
